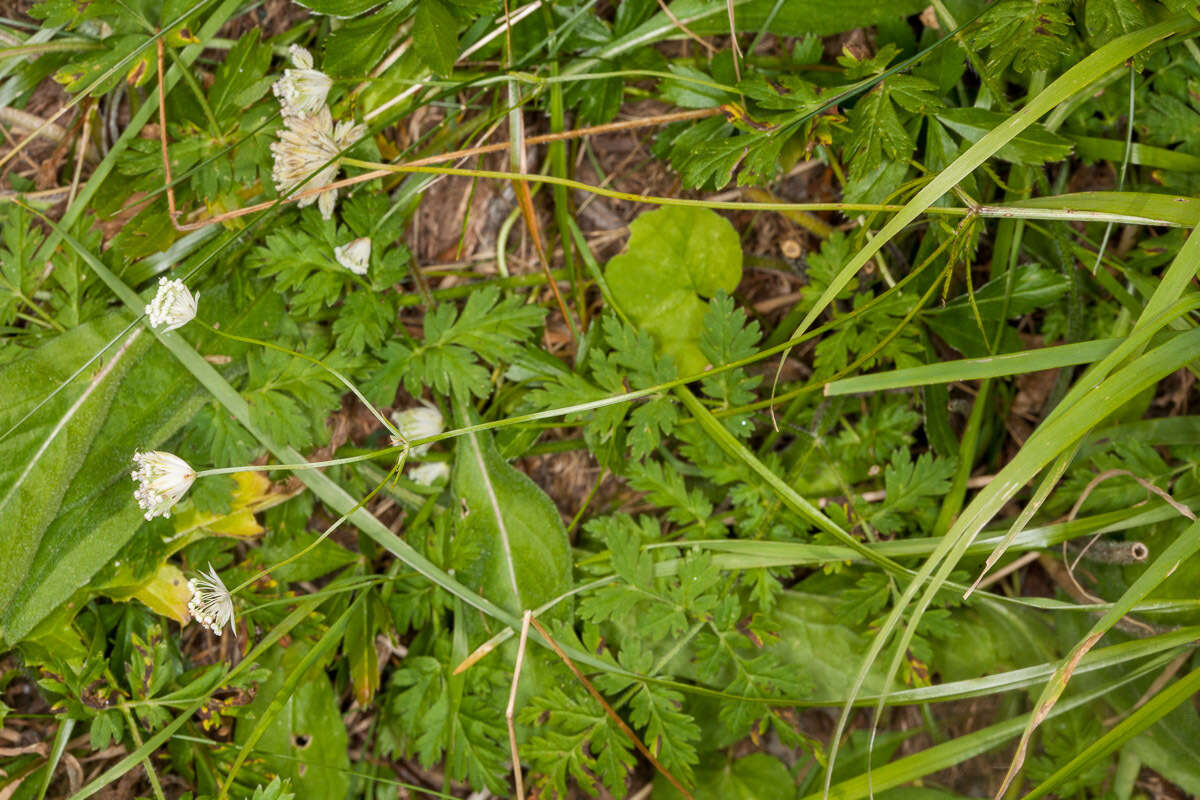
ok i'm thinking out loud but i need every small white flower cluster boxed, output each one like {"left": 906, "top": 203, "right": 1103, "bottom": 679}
{"left": 269, "top": 45, "right": 364, "bottom": 220}
{"left": 131, "top": 450, "right": 195, "bottom": 520}
{"left": 145, "top": 277, "right": 198, "bottom": 331}
{"left": 391, "top": 404, "right": 449, "bottom": 485}
{"left": 187, "top": 564, "right": 236, "bottom": 637}
{"left": 272, "top": 45, "right": 331, "bottom": 119}
{"left": 335, "top": 237, "right": 371, "bottom": 275}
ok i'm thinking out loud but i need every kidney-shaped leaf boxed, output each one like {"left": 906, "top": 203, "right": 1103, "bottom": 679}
{"left": 606, "top": 206, "right": 742, "bottom": 374}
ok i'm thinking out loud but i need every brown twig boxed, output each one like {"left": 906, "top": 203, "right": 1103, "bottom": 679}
{"left": 528, "top": 616, "right": 695, "bottom": 800}
{"left": 1061, "top": 469, "right": 1193, "bottom": 608}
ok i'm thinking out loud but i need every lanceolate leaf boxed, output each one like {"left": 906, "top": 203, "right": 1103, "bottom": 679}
{"left": 0, "top": 314, "right": 207, "bottom": 644}
{"left": 0, "top": 314, "right": 136, "bottom": 617}
{"left": 453, "top": 407, "right": 573, "bottom": 622}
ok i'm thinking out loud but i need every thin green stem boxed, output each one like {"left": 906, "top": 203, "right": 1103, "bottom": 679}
{"left": 194, "top": 319, "right": 400, "bottom": 438}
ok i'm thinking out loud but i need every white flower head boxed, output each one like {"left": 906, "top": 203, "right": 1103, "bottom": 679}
{"left": 273, "top": 44, "right": 332, "bottom": 119}
{"left": 391, "top": 404, "right": 443, "bottom": 457}
{"left": 187, "top": 564, "right": 236, "bottom": 637}
{"left": 334, "top": 237, "right": 371, "bottom": 275}
{"left": 145, "top": 277, "right": 198, "bottom": 332}
{"left": 131, "top": 450, "right": 196, "bottom": 519}
{"left": 409, "top": 461, "right": 450, "bottom": 486}
{"left": 270, "top": 107, "right": 365, "bottom": 220}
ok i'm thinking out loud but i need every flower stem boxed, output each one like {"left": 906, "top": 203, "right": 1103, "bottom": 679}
{"left": 194, "top": 318, "right": 401, "bottom": 440}
{"left": 228, "top": 459, "right": 404, "bottom": 595}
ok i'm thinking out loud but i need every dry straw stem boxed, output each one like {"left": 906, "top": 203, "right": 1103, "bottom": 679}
{"left": 155, "top": 104, "right": 720, "bottom": 230}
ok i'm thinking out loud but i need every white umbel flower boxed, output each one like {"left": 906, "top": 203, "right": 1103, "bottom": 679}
{"left": 391, "top": 404, "right": 443, "bottom": 456}
{"left": 186, "top": 564, "right": 236, "bottom": 637}
{"left": 145, "top": 277, "right": 198, "bottom": 331}
{"left": 272, "top": 45, "right": 332, "bottom": 119}
{"left": 270, "top": 106, "right": 365, "bottom": 219}
{"left": 131, "top": 450, "right": 196, "bottom": 520}
{"left": 334, "top": 237, "right": 371, "bottom": 275}
{"left": 409, "top": 461, "right": 450, "bottom": 486}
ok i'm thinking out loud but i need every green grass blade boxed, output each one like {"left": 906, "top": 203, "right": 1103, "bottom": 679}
{"left": 804, "top": 654, "right": 1175, "bottom": 800}
{"left": 824, "top": 339, "right": 1119, "bottom": 395}
{"left": 1000, "top": 516, "right": 1200, "bottom": 794}
{"left": 1021, "top": 664, "right": 1200, "bottom": 800}
{"left": 784, "top": 16, "right": 1195, "bottom": 362}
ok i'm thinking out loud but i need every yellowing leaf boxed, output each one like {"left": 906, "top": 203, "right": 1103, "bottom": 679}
{"left": 171, "top": 470, "right": 287, "bottom": 540}
{"left": 130, "top": 563, "right": 191, "bottom": 624}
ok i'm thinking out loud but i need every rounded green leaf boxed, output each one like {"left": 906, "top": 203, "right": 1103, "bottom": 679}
{"left": 606, "top": 206, "right": 742, "bottom": 373}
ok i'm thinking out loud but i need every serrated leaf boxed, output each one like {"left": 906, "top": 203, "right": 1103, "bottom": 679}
{"left": 969, "top": 0, "right": 1074, "bottom": 74}
{"left": 322, "top": 9, "right": 404, "bottom": 77}
{"left": 414, "top": 0, "right": 458, "bottom": 76}
{"left": 936, "top": 108, "right": 1074, "bottom": 165}
{"left": 209, "top": 28, "right": 273, "bottom": 117}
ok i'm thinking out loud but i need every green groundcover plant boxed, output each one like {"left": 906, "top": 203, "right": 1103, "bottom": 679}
{"left": 1, "top": 0, "right": 1200, "bottom": 798}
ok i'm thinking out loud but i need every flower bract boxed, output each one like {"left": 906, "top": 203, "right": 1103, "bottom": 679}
{"left": 270, "top": 106, "right": 365, "bottom": 219}
{"left": 391, "top": 404, "right": 444, "bottom": 456}
{"left": 409, "top": 461, "right": 450, "bottom": 486}
{"left": 145, "top": 277, "right": 198, "bottom": 332}
{"left": 187, "top": 564, "right": 236, "bottom": 637}
{"left": 272, "top": 44, "right": 332, "bottom": 119}
{"left": 131, "top": 450, "right": 196, "bottom": 520}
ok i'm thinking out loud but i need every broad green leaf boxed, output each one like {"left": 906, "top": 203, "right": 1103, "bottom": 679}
{"left": 0, "top": 316, "right": 207, "bottom": 644}
{"left": 1125, "top": 699, "right": 1200, "bottom": 797}
{"left": 606, "top": 206, "right": 743, "bottom": 374}
{"left": 128, "top": 563, "right": 191, "bottom": 624}
{"left": 234, "top": 637, "right": 351, "bottom": 798}
{"left": 0, "top": 314, "right": 139, "bottom": 623}
{"left": 453, "top": 414, "right": 573, "bottom": 621}
{"left": 413, "top": 0, "right": 458, "bottom": 76}
{"left": 766, "top": 591, "right": 892, "bottom": 701}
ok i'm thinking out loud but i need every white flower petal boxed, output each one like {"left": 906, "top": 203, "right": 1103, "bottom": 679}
{"left": 409, "top": 461, "right": 450, "bottom": 486}
{"left": 270, "top": 107, "right": 348, "bottom": 219}
{"left": 271, "top": 45, "right": 331, "bottom": 119}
